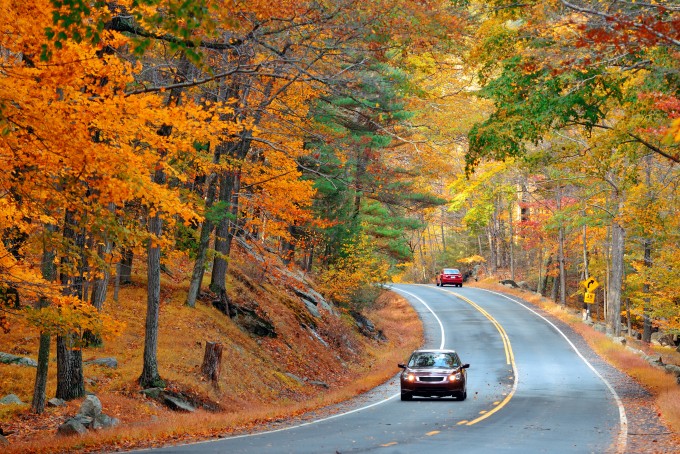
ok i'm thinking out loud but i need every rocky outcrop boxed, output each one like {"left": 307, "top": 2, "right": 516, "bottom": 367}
{"left": 0, "top": 352, "right": 37, "bottom": 367}
{"left": 350, "top": 311, "right": 387, "bottom": 342}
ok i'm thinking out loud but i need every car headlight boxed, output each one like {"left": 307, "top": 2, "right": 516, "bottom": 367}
{"left": 448, "top": 372, "right": 462, "bottom": 382}
{"left": 406, "top": 373, "right": 416, "bottom": 382}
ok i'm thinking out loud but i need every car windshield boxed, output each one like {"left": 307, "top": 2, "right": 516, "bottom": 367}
{"left": 409, "top": 352, "right": 459, "bottom": 368}
{"left": 443, "top": 269, "right": 459, "bottom": 274}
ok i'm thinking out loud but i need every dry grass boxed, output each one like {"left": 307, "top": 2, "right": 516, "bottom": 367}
{"left": 473, "top": 279, "right": 680, "bottom": 435}
{"left": 0, "top": 255, "right": 422, "bottom": 453}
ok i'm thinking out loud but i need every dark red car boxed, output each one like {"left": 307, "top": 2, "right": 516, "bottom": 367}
{"left": 436, "top": 268, "right": 463, "bottom": 287}
{"left": 398, "top": 349, "right": 469, "bottom": 401}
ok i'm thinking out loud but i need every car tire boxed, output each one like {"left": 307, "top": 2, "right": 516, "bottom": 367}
{"left": 436, "top": 282, "right": 440, "bottom": 287}
{"left": 456, "top": 391, "right": 467, "bottom": 401}
{"left": 401, "top": 392, "right": 413, "bottom": 401}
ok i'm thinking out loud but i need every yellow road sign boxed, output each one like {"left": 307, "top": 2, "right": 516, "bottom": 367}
{"left": 583, "top": 277, "right": 600, "bottom": 292}
{"left": 584, "top": 292, "right": 595, "bottom": 304}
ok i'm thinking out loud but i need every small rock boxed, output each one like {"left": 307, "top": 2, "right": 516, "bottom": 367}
{"left": 57, "top": 420, "right": 88, "bottom": 436}
{"left": 647, "top": 354, "right": 664, "bottom": 366}
{"left": 93, "top": 414, "right": 120, "bottom": 430}
{"left": 140, "top": 388, "right": 164, "bottom": 399}
{"left": 308, "top": 380, "right": 330, "bottom": 389}
{"left": 48, "top": 398, "right": 66, "bottom": 407}
{"left": 162, "top": 394, "right": 195, "bottom": 412}
{"left": 664, "top": 364, "right": 680, "bottom": 377}
{"left": 0, "top": 394, "right": 24, "bottom": 405}
{"left": 79, "top": 395, "right": 102, "bottom": 419}
{"left": 284, "top": 373, "right": 305, "bottom": 385}
{"left": 70, "top": 415, "right": 93, "bottom": 427}
{"left": 612, "top": 336, "right": 626, "bottom": 345}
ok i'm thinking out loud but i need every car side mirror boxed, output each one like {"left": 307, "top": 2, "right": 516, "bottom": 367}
{"left": 461, "top": 364, "right": 470, "bottom": 369}
{"left": 398, "top": 363, "right": 407, "bottom": 369}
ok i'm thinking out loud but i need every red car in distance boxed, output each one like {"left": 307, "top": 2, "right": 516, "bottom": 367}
{"left": 436, "top": 268, "right": 463, "bottom": 287}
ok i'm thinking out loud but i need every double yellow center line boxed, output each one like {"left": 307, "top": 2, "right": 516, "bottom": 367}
{"left": 447, "top": 291, "right": 518, "bottom": 426}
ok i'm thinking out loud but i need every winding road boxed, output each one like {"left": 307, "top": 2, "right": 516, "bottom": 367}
{"left": 147, "top": 284, "right": 627, "bottom": 453}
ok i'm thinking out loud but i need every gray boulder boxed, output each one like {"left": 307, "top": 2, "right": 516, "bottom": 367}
{"left": 0, "top": 352, "right": 37, "bottom": 367}
{"left": 79, "top": 395, "right": 102, "bottom": 419}
{"left": 92, "top": 413, "right": 120, "bottom": 430}
{"left": 48, "top": 397, "right": 66, "bottom": 407}
{"left": 84, "top": 357, "right": 118, "bottom": 369}
{"left": 162, "top": 394, "right": 195, "bottom": 412}
{"left": 0, "top": 394, "right": 24, "bottom": 405}
{"left": 57, "top": 419, "right": 88, "bottom": 436}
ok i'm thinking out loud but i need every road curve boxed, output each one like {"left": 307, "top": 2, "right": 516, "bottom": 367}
{"left": 141, "top": 284, "right": 626, "bottom": 454}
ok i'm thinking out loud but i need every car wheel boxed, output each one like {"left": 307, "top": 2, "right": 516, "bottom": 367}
{"left": 456, "top": 391, "right": 467, "bottom": 401}
{"left": 436, "top": 282, "right": 440, "bottom": 287}
{"left": 459, "top": 284, "right": 463, "bottom": 287}
{"left": 401, "top": 392, "right": 413, "bottom": 401}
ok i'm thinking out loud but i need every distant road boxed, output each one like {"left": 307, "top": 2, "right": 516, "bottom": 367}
{"left": 141, "top": 284, "right": 626, "bottom": 453}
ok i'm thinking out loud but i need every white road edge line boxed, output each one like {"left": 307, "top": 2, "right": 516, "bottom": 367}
{"left": 392, "top": 286, "right": 447, "bottom": 350}
{"left": 136, "top": 285, "right": 446, "bottom": 451}
{"left": 476, "top": 288, "right": 628, "bottom": 454}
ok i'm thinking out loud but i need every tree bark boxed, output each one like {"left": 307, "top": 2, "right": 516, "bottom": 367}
{"left": 139, "top": 210, "right": 165, "bottom": 388}
{"left": 607, "top": 219, "right": 625, "bottom": 336}
{"left": 201, "top": 342, "right": 223, "bottom": 385}
{"left": 119, "top": 248, "right": 133, "bottom": 284}
{"left": 32, "top": 228, "right": 57, "bottom": 413}
{"left": 556, "top": 186, "right": 566, "bottom": 306}
{"left": 186, "top": 161, "right": 219, "bottom": 308}
{"left": 55, "top": 334, "right": 84, "bottom": 400}
{"left": 56, "top": 210, "right": 85, "bottom": 400}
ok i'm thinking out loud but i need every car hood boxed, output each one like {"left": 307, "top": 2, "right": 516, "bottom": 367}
{"left": 408, "top": 368, "right": 457, "bottom": 374}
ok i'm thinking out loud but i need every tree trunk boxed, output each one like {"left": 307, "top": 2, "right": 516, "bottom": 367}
{"left": 508, "top": 202, "right": 515, "bottom": 280}
{"left": 187, "top": 167, "right": 219, "bottom": 308}
{"left": 119, "top": 248, "right": 133, "bottom": 284}
{"left": 56, "top": 210, "right": 85, "bottom": 400}
{"left": 607, "top": 219, "right": 625, "bottom": 336}
{"left": 539, "top": 253, "right": 552, "bottom": 296}
{"left": 32, "top": 228, "right": 56, "bottom": 414}
{"left": 139, "top": 155, "right": 166, "bottom": 388}
{"left": 55, "top": 334, "right": 84, "bottom": 400}
{"left": 556, "top": 186, "right": 566, "bottom": 306}
{"left": 201, "top": 342, "right": 223, "bottom": 385}
{"left": 139, "top": 210, "right": 165, "bottom": 389}
{"left": 642, "top": 157, "right": 653, "bottom": 343}
{"left": 642, "top": 237, "right": 653, "bottom": 343}
{"left": 210, "top": 171, "right": 237, "bottom": 296}
{"left": 31, "top": 329, "right": 50, "bottom": 413}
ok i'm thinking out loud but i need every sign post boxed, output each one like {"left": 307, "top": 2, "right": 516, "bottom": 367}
{"left": 581, "top": 278, "right": 600, "bottom": 321}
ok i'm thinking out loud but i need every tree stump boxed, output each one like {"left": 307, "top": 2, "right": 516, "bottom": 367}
{"left": 201, "top": 342, "right": 223, "bottom": 385}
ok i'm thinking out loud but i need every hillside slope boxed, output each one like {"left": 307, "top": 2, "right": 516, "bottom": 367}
{"left": 0, "top": 242, "right": 422, "bottom": 453}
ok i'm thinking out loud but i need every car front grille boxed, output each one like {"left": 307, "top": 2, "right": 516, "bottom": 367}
{"left": 418, "top": 377, "right": 444, "bottom": 382}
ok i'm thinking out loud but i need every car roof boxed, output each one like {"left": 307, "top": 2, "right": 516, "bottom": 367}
{"left": 411, "top": 349, "right": 458, "bottom": 354}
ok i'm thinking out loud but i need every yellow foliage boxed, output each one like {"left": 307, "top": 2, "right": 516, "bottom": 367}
{"left": 318, "top": 232, "right": 389, "bottom": 306}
